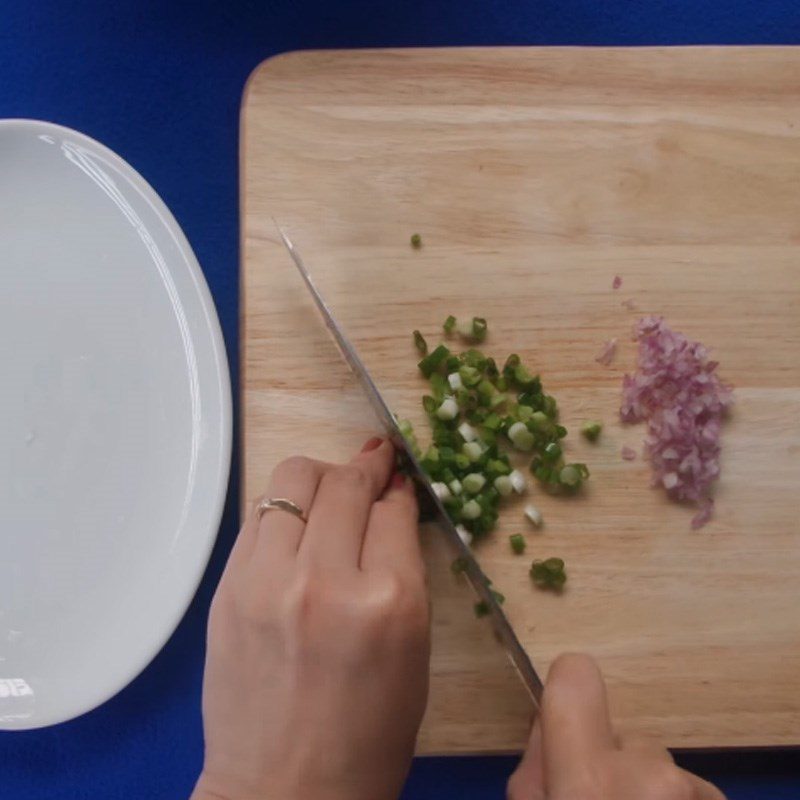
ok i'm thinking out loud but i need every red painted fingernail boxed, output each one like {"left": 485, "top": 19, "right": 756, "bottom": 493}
{"left": 391, "top": 472, "right": 406, "bottom": 489}
{"left": 361, "top": 436, "right": 383, "bottom": 453}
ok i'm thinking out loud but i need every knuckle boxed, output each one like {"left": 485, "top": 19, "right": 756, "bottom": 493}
{"left": 365, "top": 572, "right": 429, "bottom": 640}
{"left": 279, "top": 570, "right": 341, "bottom": 638}
{"left": 331, "top": 464, "right": 371, "bottom": 492}
{"left": 274, "top": 455, "right": 317, "bottom": 484}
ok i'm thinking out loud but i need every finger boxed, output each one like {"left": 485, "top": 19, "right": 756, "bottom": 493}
{"left": 298, "top": 438, "right": 395, "bottom": 568}
{"left": 360, "top": 473, "right": 423, "bottom": 575}
{"left": 682, "top": 769, "right": 728, "bottom": 800}
{"left": 248, "top": 455, "right": 330, "bottom": 573}
{"left": 506, "top": 717, "right": 545, "bottom": 800}
{"left": 541, "top": 653, "right": 615, "bottom": 793}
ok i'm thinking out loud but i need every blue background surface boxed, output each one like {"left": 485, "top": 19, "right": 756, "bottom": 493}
{"left": 1, "top": 1, "right": 798, "bottom": 797}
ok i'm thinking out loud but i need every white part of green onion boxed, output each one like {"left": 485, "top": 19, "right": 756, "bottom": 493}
{"left": 461, "top": 499, "right": 481, "bottom": 520}
{"left": 509, "top": 469, "right": 527, "bottom": 494}
{"left": 455, "top": 524, "right": 473, "bottom": 546}
{"left": 431, "top": 482, "right": 452, "bottom": 501}
{"left": 508, "top": 421, "right": 535, "bottom": 451}
{"left": 462, "top": 441, "right": 483, "bottom": 462}
{"left": 436, "top": 396, "right": 459, "bottom": 421}
{"left": 456, "top": 318, "right": 473, "bottom": 338}
{"left": 494, "top": 475, "right": 513, "bottom": 497}
{"left": 462, "top": 473, "right": 486, "bottom": 494}
{"left": 524, "top": 504, "right": 543, "bottom": 527}
{"left": 447, "top": 372, "right": 463, "bottom": 391}
{"left": 449, "top": 478, "right": 463, "bottom": 495}
{"left": 458, "top": 421, "right": 478, "bottom": 442}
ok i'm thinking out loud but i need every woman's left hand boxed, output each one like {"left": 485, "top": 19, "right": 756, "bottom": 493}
{"left": 192, "top": 437, "right": 430, "bottom": 800}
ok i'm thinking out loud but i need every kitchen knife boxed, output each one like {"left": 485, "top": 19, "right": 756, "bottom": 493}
{"left": 276, "top": 224, "right": 543, "bottom": 704}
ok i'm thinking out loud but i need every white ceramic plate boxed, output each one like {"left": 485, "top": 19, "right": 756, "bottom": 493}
{"left": 0, "top": 120, "right": 232, "bottom": 729}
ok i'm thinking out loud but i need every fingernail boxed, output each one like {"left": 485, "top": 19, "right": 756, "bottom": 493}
{"left": 361, "top": 436, "right": 383, "bottom": 453}
{"left": 391, "top": 472, "right": 406, "bottom": 489}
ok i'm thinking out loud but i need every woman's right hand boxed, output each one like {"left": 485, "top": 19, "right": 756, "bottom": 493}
{"left": 507, "top": 653, "right": 726, "bottom": 800}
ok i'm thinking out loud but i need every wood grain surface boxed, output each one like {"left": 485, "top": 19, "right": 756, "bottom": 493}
{"left": 240, "top": 47, "right": 800, "bottom": 753}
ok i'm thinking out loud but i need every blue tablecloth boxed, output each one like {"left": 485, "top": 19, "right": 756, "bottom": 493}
{"left": 1, "top": 2, "right": 798, "bottom": 797}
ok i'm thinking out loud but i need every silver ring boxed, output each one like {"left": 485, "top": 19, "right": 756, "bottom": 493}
{"left": 256, "top": 497, "right": 308, "bottom": 524}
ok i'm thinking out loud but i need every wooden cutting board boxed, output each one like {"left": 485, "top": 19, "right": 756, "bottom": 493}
{"left": 240, "top": 47, "right": 800, "bottom": 753}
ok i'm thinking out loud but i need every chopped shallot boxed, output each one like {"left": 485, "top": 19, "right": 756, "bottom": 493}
{"left": 691, "top": 499, "right": 715, "bottom": 530}
{"left": 621, "top": 446, "right": 637, "bottom": 461}
{"left": 596, "top": 338, "right": 617, "bottom": 366}
{"left": 612, "top": 275, "right": 622, "bottom": 290}
{"left": 620, "top": 316, "right": 732, "bottom": 529}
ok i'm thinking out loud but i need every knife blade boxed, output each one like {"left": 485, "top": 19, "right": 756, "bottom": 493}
{"left": 276, "top": 224, "right": 543, "bottom": 705}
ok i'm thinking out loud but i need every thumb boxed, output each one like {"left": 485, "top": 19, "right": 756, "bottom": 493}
{"left": 506, "top": 717, "right": 545, "bottom": 800}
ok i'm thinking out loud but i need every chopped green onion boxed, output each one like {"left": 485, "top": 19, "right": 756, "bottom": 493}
{"left": 530, "top": 557, "right": 566, "bottom": 590}
{"left": 436, "top": 396, "right": 459, "bottom": 421}
{"left": 410, "top": 316, "right": 590, "bottom": 556}
{"left": 461, "top": 499, "right": 481, "bottom": 520}
{"left": 413, "top": 329, "right": 428, "bottom": 354}
{"left": 559, "top": 463, "right": 588, "bottom": 489}
{"left": 474, "top": 600, "right": 490, "bottom": 617}
{"left": 491, "top": 589, "right": 505, "bottom": 604}
{"left": 543, "top": 442, "right": 562, "bottom": 461}
{"left": 483, "top": 412, "right": 502, "bottom": 431}
{"left": 529, "top": 411, "right": 549, "bottom": 430}
{"left": 398, "top": 418, "right": 421, "bottom": 457}
{"left": 486, "top": 458, "right": 511, "bottom": 478}
{"left": 516, "top": 404, "right": 534, "bottom": 423}
{"left": 418, "top": 344, "right": 450, "bottom": 377}
{"left": 508, "top": 421, "right": 535, "bottom": 451}
{"left": 454, "top": 317, "right": 488, "bottom": 343}
{"left": 458, "top": 365, "right": 482, "bottom": 387}
{"left": 454, "top": 452, "right": 471, "bottom": 470}
{"left": 461, "top": 442, "right": 483, "bottom": 463}
{"left": 489, "top": 392, "right": 508, "bottom": 409}
{"left": 456, "top": 318, "right": 473, "bottom": 338}
{"left": 494, "top": 475, "right": 513, "bottom": 497}
{"left": 524, "top": 504, "right": 543, "bottom": 527}
{"left": 509, "top": 469, "right": 527, "bottom": 494}
{"left": 463, "top": 473, "right": 487, "bottom": 494}
{"left": 513, "top": 363, "right": 537, "bottom": 388}
{"left": 445, "top": 354, "right": 461, "bottom": 372}
{"left": 559, "top": 465, "right": 581, "bottom": 487}
{"left": 447, "top": 372, "right": 463, "bottom": 391}
{"left": 509, "top": 533, "right": 526, "bottom": 555}
{"left": 458, "top": 421, "right": 478, "bottom": 442}
{"left": 410, "top": 233, "right": 422, "bottom": 248}
{"left": 503, "top": 353, "right": 520, "bottom": 379}
{"left": 455, "top": 524, "right": 472, "bottom": 546}
{"left": 451, "top": 557, "right": 468, "bottom": 574}
{"left": 431, "top": 482, "right": 451, "bottom": 501}
{"left": 430, "top": 372, "right": 447, "bottom": 401}
{"left": 581, "top": 421, "right": 602, "bottom": 442}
